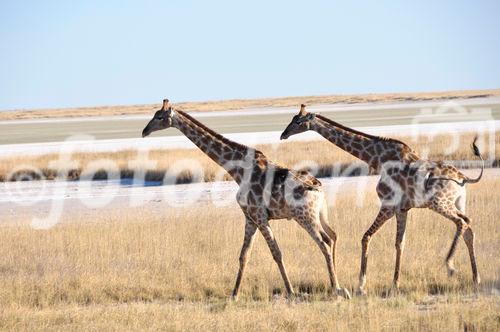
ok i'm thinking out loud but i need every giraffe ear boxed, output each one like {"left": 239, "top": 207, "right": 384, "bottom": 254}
{"left": 306, "top": 113, "right": 316, "bottom": 120}
{"left": 296, "top": 112, "right": 315, "bottom": 123}
{"left": 161, "top": 99, "right": 170, "bottom": 111}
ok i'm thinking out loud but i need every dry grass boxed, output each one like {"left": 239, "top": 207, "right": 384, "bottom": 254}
{"left": 2, "top": 131, "right": 498, "bottom": 183}
{"left": 0, "top": 177, "right": 498, "bottom": 330}
{"left": 1, "top": 298, "right": 498, "bottom": 331}
{"left": 1, "top": 89, "right": 499, "bottom": 121}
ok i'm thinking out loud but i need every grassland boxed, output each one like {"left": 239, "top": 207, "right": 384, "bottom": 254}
{"left": 2, "top": 131, "right": 498, "bottom": 182}
{"left": 1, "top": 89, "right": 499, "bottom": 121}
{"left": 0, "top": 177, "right": 498, "bottom": 330}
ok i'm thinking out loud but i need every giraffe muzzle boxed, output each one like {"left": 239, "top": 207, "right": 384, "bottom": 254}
{"left": 142, "top": 126, "right": 151, "bottom": 138}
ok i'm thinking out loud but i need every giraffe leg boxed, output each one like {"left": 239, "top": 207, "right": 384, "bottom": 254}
{"left": 258, "top": 223, "right": 294, "bottom": 297}
{"left": 357, "top": 206, "right": 395, "bottom": 295}
{"left": 430, "top": 205, "right": 467, "bottom": 277}
{"left": 322, "top": 223, "right": 337, "bottom": 269}
{"left": 458, "top": 213, "right": 480, "bottom": 285}
{"left": 231, "top": 218, "right": 258, "bottom": 300}
{"left": 430, "top": 205, "right": 480, "bottom": 284}
{"left": 392, "top": 210, "right": 408, "bottom": 291}
{"left": 297, "top": 218, "right": 350, "bottom": 299}
{"left": 319, "top": 204, "right": 337, "bottom": 268}
{"left": 445, "top": 220, "right": 465, "bottom": 277}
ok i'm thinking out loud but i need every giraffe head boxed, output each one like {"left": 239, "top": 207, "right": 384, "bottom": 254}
{"left": 280, "top": 104, "right": 316, "bottom": 140}
{"left": 142, "top": 99, "right": 174, "bottom": 137}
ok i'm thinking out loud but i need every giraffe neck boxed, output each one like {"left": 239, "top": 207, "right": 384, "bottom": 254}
{"left": 172, "top": 110, "right": 262, "bottom": 184}
{"left": 311, "top": 115, "right": 383, "bottom": 169}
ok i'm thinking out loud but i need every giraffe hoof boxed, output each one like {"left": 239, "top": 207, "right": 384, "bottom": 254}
{"left": 336, "top": 288, "right": 351, "bottom": 300}
{"left": 447, "top": 267, "right": 457, "bottom": 277}
{"left": 355, "top": 288, "right": 367, "bottom": 297}
{"left": 388, "top": 286, "right": 400, "bottom": 297}
{"left": 293, "top": 292, "right": 310, "bottom": 303}
{"left": 285, "top": 292, "right": 296, "bottom": 301}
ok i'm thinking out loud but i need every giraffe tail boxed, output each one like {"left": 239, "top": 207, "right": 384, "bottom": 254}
{"left": 462, "top": 136, "right": 484, "bottom": 184}
{"left": 425, "top": 136, "right": 484, "bottom": 188}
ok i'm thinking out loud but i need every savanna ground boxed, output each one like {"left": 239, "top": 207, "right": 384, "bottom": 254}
{"left": 0, "top": 176, "right": 498, "bottom": 330}
{"left": 1, "top": 89, "right": 499, "bottom": 121}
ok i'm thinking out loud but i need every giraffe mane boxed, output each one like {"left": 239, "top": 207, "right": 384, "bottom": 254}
{"left": 315, "top": 114, "right": 409, "bottom": 146}
{"left": 176, "top": 110, "right": 266, "bottom": 157}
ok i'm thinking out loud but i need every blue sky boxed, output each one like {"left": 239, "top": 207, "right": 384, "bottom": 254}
{"left": 1, "top": 1, "right": 499, "bottom": 110}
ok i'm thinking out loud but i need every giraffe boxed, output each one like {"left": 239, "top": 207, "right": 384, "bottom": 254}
{"left": 280, "top": 104, "right": 484, "bottom": 295}
{"left": 142, "top": 99, "right": 351, "bottom": 300}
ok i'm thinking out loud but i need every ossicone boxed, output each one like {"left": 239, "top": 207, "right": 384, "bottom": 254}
{"left": 299, "top": 104, "right": 307, "bottom": 115}
{"left": 161, "top": 99, "right": 170, "bottom": 111}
